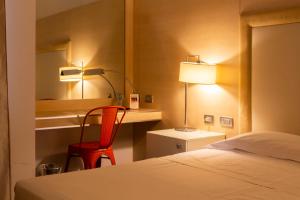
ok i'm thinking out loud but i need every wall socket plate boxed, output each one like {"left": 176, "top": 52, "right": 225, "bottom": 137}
{"left": 145, "top": 95, "right": 153, "bottom": 103}
{"left": 220, "top": 116, "right": 234, "bottom": 128}
{"left": 204, "top": 115, "right": 214, "bottom": 124}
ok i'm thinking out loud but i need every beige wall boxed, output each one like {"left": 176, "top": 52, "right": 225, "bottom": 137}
{"left": 133, "top": 0, "right": 300, "bottom": 136}
{"left": 37, "top": 0, "right": 125, "bottom": 100}
{"left": 134, "top": 0, "right": 240, "bottom": 136}
{"left": 240, "top": 0, "right": 300, "bottom": 14}
{"left": 5, "top": 0, "right": 36, "bottom": 197}
{"left": 36, "top": 51, "right": 69, "bottom": 100}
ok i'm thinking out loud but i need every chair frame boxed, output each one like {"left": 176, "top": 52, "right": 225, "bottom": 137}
{"left": 65, "top": 106, "right": 126, "bottom": 171}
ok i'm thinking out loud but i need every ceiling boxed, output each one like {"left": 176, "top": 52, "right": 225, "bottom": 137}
{"left": 37, "top": 0, "right": 100, "bottom": 20}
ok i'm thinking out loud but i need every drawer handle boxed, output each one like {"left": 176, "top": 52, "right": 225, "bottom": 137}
{"left": 176, "top": 144, "right": 183, "bottom": 149}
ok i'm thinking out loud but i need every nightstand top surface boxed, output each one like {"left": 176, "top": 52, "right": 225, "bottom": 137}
{"left": 147, "top": 129, "right": 225, "bottom": 140}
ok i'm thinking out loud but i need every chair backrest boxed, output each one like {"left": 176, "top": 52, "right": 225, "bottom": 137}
{"left": 80, "top": 106, "right": 126, "bottom": 148}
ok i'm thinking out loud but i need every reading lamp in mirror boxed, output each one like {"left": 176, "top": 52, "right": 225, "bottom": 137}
{"left": 36, "top": 0, "right": 125, "bottom": 104}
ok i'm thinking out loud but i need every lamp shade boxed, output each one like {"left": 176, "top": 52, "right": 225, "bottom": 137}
{"left": 179, "top": 62, "right": 216, "bottom": 84}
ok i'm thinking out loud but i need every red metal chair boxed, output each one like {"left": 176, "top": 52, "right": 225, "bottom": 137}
{"left": 64, "top": 106, "right": 126, "bottom": 171}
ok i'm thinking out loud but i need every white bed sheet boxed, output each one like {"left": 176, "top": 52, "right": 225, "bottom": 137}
{"left": 15, "top": 148, "right": 300, "bottom": 200}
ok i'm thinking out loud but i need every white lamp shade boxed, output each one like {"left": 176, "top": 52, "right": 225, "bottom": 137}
{"left": 179, "top": 62, "right": 216, "bottom": 84}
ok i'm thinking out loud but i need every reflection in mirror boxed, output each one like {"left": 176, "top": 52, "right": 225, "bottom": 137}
{"left": 36, "top": 0, "right": 125, "bottom": 101}
{"left": 37, "top": 48, "right": 69, "bottom": 100}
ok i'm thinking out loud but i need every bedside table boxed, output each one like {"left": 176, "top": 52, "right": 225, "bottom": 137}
{"left": 146, "top": 129, "right": 225, "bottom": 158}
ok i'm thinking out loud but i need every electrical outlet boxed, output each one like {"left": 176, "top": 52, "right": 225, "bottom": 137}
{"left": 204, "top": 115, "right": 214, "bottom": 124}
{"left": 145, "top": 95, "right": 153, "bottom": 103}
{"left": 220, "top": 116, "right": 234, "bottom": 128}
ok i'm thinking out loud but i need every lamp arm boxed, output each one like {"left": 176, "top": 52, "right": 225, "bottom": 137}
{"left": 103, "top": 69, "right": 137, "bottom": 93}
{"left": 99, "top": 74, "right": 117, "bottom": 100}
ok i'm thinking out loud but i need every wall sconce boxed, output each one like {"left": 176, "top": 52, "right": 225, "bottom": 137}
{"left": 59, "top": 65, "right": 135, "bottom": 105}
{"left": 176, "top": 55, "right": 216, "bottom": 132}
{"left": 84, "top": 67, "right": 138, "bottom": 107}
{"left": 59, "top": 67, "right": 82, "bottom": 82}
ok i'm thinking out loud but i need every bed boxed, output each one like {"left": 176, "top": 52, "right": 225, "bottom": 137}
{"left": 15, "top": 131, "right": 300, "bottom": 200}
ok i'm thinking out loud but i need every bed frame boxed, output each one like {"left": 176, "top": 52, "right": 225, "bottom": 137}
{"left": 240, "top": 7, "right": 300, "bottom": 134}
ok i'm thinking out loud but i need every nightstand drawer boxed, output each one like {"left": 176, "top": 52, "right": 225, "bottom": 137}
{"left": 147, "top": 134, "right": 186, "bottom": 158}
{"left": 146, "top": 129, "right": 225, "bottom": 158}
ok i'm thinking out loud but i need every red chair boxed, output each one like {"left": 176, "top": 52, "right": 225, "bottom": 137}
{"left": 64, "top": 106, "right": 126, "bottom": 171}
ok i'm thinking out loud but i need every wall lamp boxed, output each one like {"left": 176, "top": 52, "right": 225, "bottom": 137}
{"left": 176, "top": 55, "right": 216, "bottom": 132}
{"left": 59, "top": 67, "right": 116, "bottom": 100}
{"left": 59, "top": 67, "right": 82, "bottom": 82}
{"left": 59, "top": 66, "right": 134, "bottom": 105}
{"left": 83, "top": 68, "right": 117, "bottom": 101}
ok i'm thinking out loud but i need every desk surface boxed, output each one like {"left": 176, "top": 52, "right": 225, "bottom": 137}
{"left": 36, "top": 109, "right": 162, "bottom": 131}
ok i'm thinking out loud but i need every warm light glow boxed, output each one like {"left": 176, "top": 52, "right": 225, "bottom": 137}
{"left": 82, "top": 67, "right": 104, "bottom": 80}
{"left": 60, "top": 78, "right": 82, "bottom": 82}
{"left": 59, "top": 66, "right": 82, "bottom": 82}
{"left": 196, "top": 84, "right": 223, "bottom": 95}
{"left": 179, "top": 62, "right": 216, "bottom": 84}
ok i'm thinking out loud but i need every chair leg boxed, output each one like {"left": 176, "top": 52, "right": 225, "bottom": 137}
{"left": 64, "top": 154, "right": 71, "bottom": 172}
{"left": 83, "top": 154, "right": 99, "bottom": 169}
{"left": 107, "top": 150, "right": 116, "bottom": 166}
{"left": 82, "top": 157, "right": 91, "bottom": 169}
{"left": 110, "top": 154, "right": 116, "bottom": 165}
{"left": 90, "top": 160, "right": 98, "bottom": 169}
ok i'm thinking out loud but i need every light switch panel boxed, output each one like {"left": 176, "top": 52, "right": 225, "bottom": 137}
{"left": 220, "top": 116, "right": 234, "bottom": 128}
{"left": 204, "top": 115, "right": 214, "bottom": 124}
{"left": 145, "top": 95, "right": 153, "bottom": 103}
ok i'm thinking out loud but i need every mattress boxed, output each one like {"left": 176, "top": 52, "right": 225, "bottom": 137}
{"left": 15, "top": 147, "right": 300, "bottom": 200}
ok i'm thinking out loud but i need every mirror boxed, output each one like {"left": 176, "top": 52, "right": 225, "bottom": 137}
{"left": 36, "top": 0, "right": 125, "bottom": 101}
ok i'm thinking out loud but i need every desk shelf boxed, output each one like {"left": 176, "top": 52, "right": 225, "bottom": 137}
{"left": 36, "top": 109, "right": 162, "bottom": 131}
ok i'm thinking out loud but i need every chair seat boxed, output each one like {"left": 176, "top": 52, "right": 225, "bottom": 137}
{"left": 69, "top": 141, "right": 105, "bottom": 154}
{"left": 67, "top": 141, "right": 115, "bottom": 169}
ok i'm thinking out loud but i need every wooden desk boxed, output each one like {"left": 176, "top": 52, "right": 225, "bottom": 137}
{"left": 36, "top": 109, "right": 162, "bottom": 131}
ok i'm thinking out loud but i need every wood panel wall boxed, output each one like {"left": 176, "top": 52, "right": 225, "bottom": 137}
{"left": 0, "top": 0, "right": 10, "bottom": 199}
